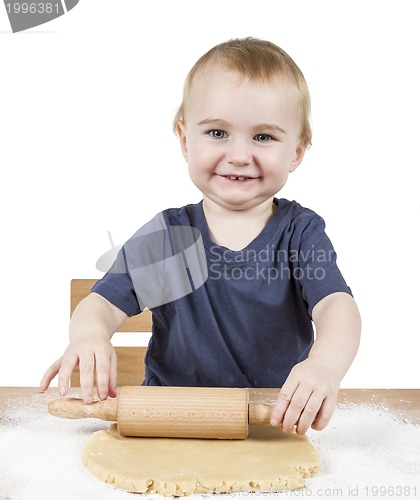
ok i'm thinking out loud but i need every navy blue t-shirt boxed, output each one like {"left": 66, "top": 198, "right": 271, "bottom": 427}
{"left": 92, "top": 198, "right": 352, "bottom": 388}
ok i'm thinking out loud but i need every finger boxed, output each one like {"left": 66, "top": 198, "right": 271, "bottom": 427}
{"left": 281, "top": 386, "right": 313, "bottom": 433}
{"left": 311, "top": 395, "right": 336, "bottom": 431}
{"left": 108, "top": 350, "right": 118, "bottom": 398}
{"left": 296, "top": 392, "right": 324, "bottom": 435}
{"left": 78, "top": 352, "right": 95, "bottom": 404}
{"left": 94, "top": 352, "right": 111, "bottom": 401}
{"left": 39, "top": 359, "right": 61, "bottom": 391}
{"left": 57, "top": 352, "right": 79, "bottom": 396}
{"left": 270, "top": 379, "right": 298, "bottom": 427}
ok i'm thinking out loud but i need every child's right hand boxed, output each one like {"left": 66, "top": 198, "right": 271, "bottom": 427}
{"left": 40, "top": 292, "right": 127, "bottom": 403}
{"left": 39, "top": 337, "right": 118, "bottom": 404}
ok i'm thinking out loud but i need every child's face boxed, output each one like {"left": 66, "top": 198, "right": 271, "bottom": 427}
{"left": 178, "top": 68, "right": 305, "bottom": 212}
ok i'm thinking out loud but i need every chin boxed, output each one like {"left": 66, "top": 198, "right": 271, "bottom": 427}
{"left": 218, "top": 197, "right": 265, "bottom": 211}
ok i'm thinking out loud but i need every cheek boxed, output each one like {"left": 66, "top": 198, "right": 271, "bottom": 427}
{"left": 264, "top": 146, "right": 296, "bottom": 170}
{"left": 260, "top": 151, "right": 293, "bottom": 187}
{"left": 186, "top": 150, "right": 208, "bottom": 182}
{"left": 262, "top": 151, "right": 288, "bottom": 173}
{"left": 188, "top": 143, "right": 221, "bottom": 170}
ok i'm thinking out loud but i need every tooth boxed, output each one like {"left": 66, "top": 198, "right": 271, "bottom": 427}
{"left": 228, "top": 176, "right": 237, "bottom": 180}
{"left": 238, "top": 176, "right": 245, "bottom": 181}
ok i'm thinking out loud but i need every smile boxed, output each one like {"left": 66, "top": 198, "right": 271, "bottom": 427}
{"left": 220, "top": 175, "right": 258, "bottom": 181}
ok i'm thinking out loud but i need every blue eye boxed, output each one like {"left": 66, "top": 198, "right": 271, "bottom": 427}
{"left": 208, "top": 129, "right": 227, "bottom": 139}
{"left": 254, "top": 134, "right": 273, "bottom": 142}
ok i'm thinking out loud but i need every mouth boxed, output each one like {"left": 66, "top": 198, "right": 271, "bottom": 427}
{"left": 219, "top": 175, "right": 259, "bottom": 181}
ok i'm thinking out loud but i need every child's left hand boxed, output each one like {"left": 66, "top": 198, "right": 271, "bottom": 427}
{"left": 269, "top": 358, "right": 340, "bottom": 435}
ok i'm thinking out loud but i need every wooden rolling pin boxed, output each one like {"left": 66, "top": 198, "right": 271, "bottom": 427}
{"left": 48, "top": 386, "right": 274, "bottom": 439}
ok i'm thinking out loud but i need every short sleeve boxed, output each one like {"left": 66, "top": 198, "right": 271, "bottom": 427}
{"left": 295, "top": 214, "right": 352, "bottom": 317}
{"left": 91, "top": 246, "right": 142, "bottom": 317}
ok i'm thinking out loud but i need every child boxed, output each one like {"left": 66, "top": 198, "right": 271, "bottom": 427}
{"left": 41, "top": 37, "right": 361, "bottom": 435}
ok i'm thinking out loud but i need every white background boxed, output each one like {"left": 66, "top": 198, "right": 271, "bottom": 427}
{"left": 1, "top": 0, "right": 419, "bottom": 388}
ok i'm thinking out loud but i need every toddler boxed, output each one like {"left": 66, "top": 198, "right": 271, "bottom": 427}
{"left": 41, "top": 37, "right": 361, "bottom": 435}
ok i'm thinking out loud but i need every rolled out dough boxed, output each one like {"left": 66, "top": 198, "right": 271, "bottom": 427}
{"left": 83, "top": 424, "right": 319, "bottom": 495}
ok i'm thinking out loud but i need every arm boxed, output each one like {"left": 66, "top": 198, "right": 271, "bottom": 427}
{"left": 270, "top": 291, "right": 361, "bottom": 434}
{"left": 40, "top": 292, "right": 128, "bottom": 403}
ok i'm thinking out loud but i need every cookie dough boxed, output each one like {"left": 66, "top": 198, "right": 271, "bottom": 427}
{"left": 83, "top": 424, "right": 319, "bottom": 495}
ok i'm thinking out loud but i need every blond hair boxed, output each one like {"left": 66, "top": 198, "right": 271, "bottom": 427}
{"left": 173, "top": 37, "right": 312, "bottom": 149}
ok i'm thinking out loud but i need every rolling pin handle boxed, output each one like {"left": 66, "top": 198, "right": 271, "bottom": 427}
{"left": 248, "top": 402, "right": 273, "bottom": 425}
{"left": 48, "top": 397, "right": 118, "bottom": 422}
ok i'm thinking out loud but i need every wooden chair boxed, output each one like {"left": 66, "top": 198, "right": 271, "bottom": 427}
{"left": 70, "top": 279, "right": 152, "bottom": 387}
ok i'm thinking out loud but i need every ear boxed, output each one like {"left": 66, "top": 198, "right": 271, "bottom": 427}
{"left": 289, "top": 145, "right": 305, "bottom": 173}
{"left": 176, "top": 120, "right": 189, "bottom": 162}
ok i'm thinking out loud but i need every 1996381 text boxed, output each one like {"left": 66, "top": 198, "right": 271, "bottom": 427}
{"left": 5, "top": 2, "right": 60, "bottom": 14}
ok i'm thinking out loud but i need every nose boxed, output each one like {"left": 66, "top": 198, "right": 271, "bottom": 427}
{"left": 225, "top": 138, "right": 252, "bottom": 167}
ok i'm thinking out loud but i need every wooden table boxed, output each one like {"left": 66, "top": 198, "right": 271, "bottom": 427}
{"left": 1, "top": 387, "right": 419, "bottom": 425}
